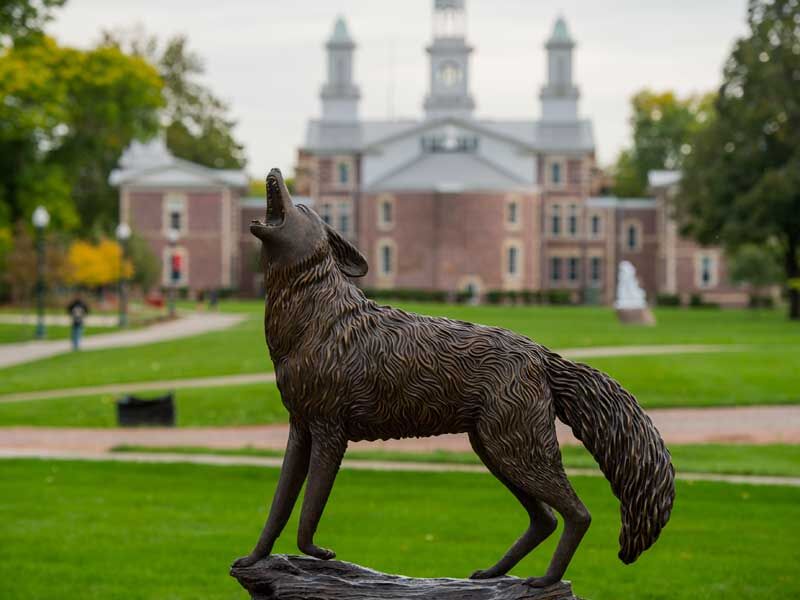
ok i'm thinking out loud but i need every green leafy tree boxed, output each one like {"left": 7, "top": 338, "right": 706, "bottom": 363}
{"left": 678, "top": 0, "right": 800, "bottom": 319}
{"left": 613, "top": 90, "right": 714, "bottom": 196}
{"left": 101, "top": 29, "right": 246, "bottom": 169}
{"left": 0, "top": 37, "right": 163, "bottom": 232}
{"left": 0, "top": 0, "right": 65, "bottom": 48}
{"left": 127, "top": 232, "right": 160, "bottom": 293}
{"left": 729, "top": 243, "right": 784, "bottom": 302}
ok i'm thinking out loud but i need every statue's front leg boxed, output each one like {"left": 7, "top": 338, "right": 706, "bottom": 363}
{"left": 233, "top": 422, "right": 311, "bottom": 567}
{"left": 297, "top": 425, "right": 347, "bottom": 560}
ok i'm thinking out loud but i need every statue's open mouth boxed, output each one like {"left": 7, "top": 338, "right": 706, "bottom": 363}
{"left": 264, "top": 174, "right": 286, "bottom": 227}
{"left": 251, "top": 171, "right": 287, "bottom": 234}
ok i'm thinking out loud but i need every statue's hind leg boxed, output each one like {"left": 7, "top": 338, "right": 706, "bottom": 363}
{"left": 469, "top": 378, "right": 591, "bottom": 585}
{"left": 468, "top": 431, "right": 557, "bottom": 580}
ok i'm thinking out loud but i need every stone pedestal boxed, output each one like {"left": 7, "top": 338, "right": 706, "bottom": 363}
{"left": 616, "top": 307, "right": 656, "bottom": 326}
{"left": 231, "top": 555, "right": 580, "bottom": 600}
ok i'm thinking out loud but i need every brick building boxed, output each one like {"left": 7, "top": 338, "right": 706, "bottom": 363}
{"left": 293, "top": 1, "right": 745, "bottom": 306}
{"left": 111, "top": 0, "right": 745, "bottom": 306}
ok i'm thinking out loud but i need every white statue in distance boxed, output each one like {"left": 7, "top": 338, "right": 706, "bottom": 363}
{"left": 614, "top": 261, "right": 647, "bottom": 310}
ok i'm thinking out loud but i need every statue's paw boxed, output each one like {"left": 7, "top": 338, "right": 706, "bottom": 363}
{"left": 525, "top": 575, "right": 559, "bottom": 588}
{"left": 231, "top": 552, "right": 266, "bottom": 569}
{"left": 470, "top": 568, "right": 499, "bottom": 580}
{"left": 299, "top": 543, "right": 336, "bottom": 560}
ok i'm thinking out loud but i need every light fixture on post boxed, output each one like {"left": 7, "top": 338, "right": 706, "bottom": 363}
{"left": 32, "top": 206, "right": 50, "bottom": 339}
{"left": 166, "top": 227, "right": 180, "bottom": 319}
{"left": 115, "top": 222, "right": 132, "bottom": 328}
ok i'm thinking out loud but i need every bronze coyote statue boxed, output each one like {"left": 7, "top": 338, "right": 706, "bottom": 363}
{"left": 233, "top": 168, "right": 675, "bottom": 586}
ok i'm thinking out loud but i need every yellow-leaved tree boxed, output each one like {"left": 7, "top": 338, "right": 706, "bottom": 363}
{"left": 66, "top": 239, "right": 134, "bottom": 288}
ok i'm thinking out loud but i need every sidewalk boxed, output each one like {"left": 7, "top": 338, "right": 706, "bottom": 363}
{"left": 2, "top": 405, "right": 798, "bottom": 453}
{"left": 0, "top": 313, "right": 245, "bottom": 369}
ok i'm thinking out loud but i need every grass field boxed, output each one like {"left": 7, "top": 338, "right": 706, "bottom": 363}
{"left": 0, "top": 323, "right": 107, "bottom": 344}
{"left": 110, "top": 443, "right": 800, "bottom": 478}
{"left": 0, "top": 303, "right": 797, "bottom": 410}
{"left": 0, "top": 459, "right": 797, "bottom": 600}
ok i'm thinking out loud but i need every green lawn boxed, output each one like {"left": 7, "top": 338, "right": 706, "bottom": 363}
{"left": 0, "top": 303, "right": 797, "bottom": 408}
{"left": 0, "top": 459, "right": 797, "bottom": 600}
{"left": 0, "top": 323, "right": 107, "bottom": 344}
{"left": 0, "top": 383, "right": 285, "bottom": 428}
{"left": 109, "top": 443, "right": 800, "bottom": 479}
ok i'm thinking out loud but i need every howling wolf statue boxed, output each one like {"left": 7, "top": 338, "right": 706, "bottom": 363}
{"left": 233, "top": 168, "right": 675, "bottom": 586}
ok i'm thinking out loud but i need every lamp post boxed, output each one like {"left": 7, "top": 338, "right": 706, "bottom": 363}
{"left": 115, "top": 222, "right": 132, "bottom": 328}
{"left": 32, "top": 206, "right": 50, "bottom": 339}
{"left": 167, "top": 227, "right": 179, "bottom": 319}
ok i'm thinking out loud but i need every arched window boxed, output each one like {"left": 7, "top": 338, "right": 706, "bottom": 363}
{"left": 627, "top": 224, "right": 638, "bottom": 250}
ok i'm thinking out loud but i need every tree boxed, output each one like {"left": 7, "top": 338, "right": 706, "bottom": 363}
{"left": 0, "top": 37, "right": 163, "bottom": 231}
{"left": 729, "top": 243, "right": 784, "bottom": 303}
{"left": 100, "top": 29, "right": 246, "bottom": 170}
{"left": 127, "top": 233, "right": 160, "bottom": 292}
{"left": 0, "top": 0, "right": 65, "bottom": 48}
{"left": 613, "top": 90, "right": 714, "bottom": 196}
{"left": 3, "top": 221, "right": 67, "bottom": 303}
{"left": 65, "top": 238, "right": 133, "bottom": 288}
{"left": 678, "top": 0, "right": 800, "bottom": 319}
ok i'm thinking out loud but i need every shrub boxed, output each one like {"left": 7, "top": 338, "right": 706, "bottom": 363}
{"left": 656, "top": 293, "right": 682, "bottom": 307}
{"left": 484, "top": 290, "right": 503, "bottom": 305}
{"left": 689, "top": 293, "right": 720, "bottom": 309}
{"left": 546, "top": 289, "right": 572, "bottom": 305}
{"left": 748, "top": 294, "right": 774, "bottom": 308}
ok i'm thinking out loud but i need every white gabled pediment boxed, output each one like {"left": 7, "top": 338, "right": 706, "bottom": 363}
{"left": 121, "top": 164, "right": 219, "bottom": 187}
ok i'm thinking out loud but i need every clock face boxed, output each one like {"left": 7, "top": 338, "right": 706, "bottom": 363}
{"left": 438, "top": 62, "right": 463, "bottom": 87}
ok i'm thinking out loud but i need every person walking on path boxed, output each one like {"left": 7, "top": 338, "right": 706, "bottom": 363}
{"left": 67, "top": 297, "right": 89, "bottom": 351}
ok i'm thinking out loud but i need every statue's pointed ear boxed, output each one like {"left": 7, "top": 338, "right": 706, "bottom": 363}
{"left": 325, "top": 223, "right": 368, "bottom": 277}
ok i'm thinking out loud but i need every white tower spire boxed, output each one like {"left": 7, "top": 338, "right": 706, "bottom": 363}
{"left": 423, "top": 0, "right": 475, "bottom": 120}
{"left": 539, "top": 16, "right": 580, "bottom": 122}
{"left": 320, "top": 16, "right": 360, "bottom": 122}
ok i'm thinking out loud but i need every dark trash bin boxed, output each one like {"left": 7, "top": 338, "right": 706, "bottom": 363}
{"left": 116, "top": 392, "right": 176, "bottom": 427}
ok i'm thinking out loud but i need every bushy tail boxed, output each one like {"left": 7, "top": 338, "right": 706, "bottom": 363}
{"left": 541, "top": 347, "right": 675, "bottom": 564}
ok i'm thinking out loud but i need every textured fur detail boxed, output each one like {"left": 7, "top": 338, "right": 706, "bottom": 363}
{"left": 250, "top": 234, "right": 675, "bottom": 580}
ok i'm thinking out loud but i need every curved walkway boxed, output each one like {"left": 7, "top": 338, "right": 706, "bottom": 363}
{"left": 0, "top": 313, "right": 245, "bottom": 369}
{"left": 2, "top": 405, "right": 798, "bottom": 454}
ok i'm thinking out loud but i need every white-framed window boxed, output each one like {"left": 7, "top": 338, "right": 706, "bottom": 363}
{"left": 337, "top": 202, "right": 351, "bottom": 235}
{"left": 377, "top": 194, "right": 395, "bottom": 231}
{"left": 376, "top": 238, "right": 396, "bottom": 278}
{"left": 568, "top": 204, "right": 578, "bottom": 237}
{"left": 163, "top": 192, "right": 187, "bottom": 235}
{"left": 505, "top": 195, "right": 522, "bottom": 231}
{"left": 162, "top": 246, "right": 189, "bottom": 286}
{"left": 551, "top": 204, "right": 561, "bottom": 236}
{"left": 338, "top": 162, "right": 349, "bottom": 185}
{"left": 550, "top": 256, "right": 562, "bottom": 282}
{"left": 546, "top": 157, "right": 566, "bottom": 188}
{"left": 319, "top": 203, "right": 333, "bottom": 226}
{"left": 590, "top": 213, "right": 603, "bottom": 238}
{"left": 567, "top": 257, "right": 580, "bottom": 282}
{"left": 507, "top": 245, "right": 519, "bottom": 276}
{"left": 590, "top": 256, "right": 602, "bottom": 284}
{"left": 695, "top": 252, "right": 719, "bottom": 288}
{"left": 623, "top": 219, "right": 643, "bottom": 252}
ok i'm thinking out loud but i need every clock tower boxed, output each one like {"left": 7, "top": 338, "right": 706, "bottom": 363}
{"left": 423, "top": 0, "right": 475, "bottom": 120}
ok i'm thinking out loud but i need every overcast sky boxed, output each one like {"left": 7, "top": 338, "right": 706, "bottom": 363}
{"left": 49, "top": 0, "right": 749, "bottom": 178}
